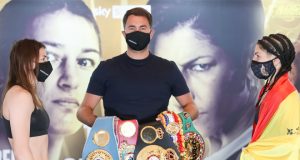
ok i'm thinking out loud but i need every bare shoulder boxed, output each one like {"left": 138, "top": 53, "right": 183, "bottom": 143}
{"left": 3, "top": 85, "right": 34, "bottom": 115}
{"left": 5, "top": 85, "right": 32, "bottom": 100}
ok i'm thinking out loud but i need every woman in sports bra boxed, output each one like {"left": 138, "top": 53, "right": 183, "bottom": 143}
{"left": 1, "top": 39, "right": 53, "bottom": 160}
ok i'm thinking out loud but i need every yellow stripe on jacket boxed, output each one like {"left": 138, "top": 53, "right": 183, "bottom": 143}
{"left": 240, "top": 91, "right": 300, "bottom": 160}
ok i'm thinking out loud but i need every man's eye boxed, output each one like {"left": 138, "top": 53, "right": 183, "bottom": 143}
{"left": 128, "top": 27, "right": 136, "bottom": 31}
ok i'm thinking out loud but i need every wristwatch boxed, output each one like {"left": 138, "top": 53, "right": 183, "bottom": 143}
{"left": 178, "top": 112, "right": 206, "bottom": 160}
{"left": 82, "top": 116, "right": 119, "bottom": 160}
{"left": 115, "top": 119, "right": 139, "bottom": 160}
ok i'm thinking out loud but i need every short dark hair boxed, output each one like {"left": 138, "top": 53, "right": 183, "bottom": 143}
{"left": 123, "top": 7, "right": 152, "bottom": 28}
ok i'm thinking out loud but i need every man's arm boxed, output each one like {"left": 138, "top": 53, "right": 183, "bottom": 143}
{"left": 175, "top": 92, "right": 198, "bottom": 120}
{"left": 77, "top": 93, "right": 102, "bottom": 127}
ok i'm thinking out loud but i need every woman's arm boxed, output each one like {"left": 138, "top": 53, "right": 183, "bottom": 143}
{"left": 7, "top": 88, "right": 35, "bottom": 160}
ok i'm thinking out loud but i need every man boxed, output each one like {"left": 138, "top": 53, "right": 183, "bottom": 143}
{"left": 77, "top": 7, "right": 198, "bottom": 126}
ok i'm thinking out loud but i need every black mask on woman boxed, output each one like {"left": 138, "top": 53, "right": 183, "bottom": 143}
{"left": 251, "top": 59, "right": 276, "bottom": 79}
{"left": 37, "top": 61, "right": 53, "bottom": 82}
{"left": 125, "top": 31, "right": 150, "bottom": 51}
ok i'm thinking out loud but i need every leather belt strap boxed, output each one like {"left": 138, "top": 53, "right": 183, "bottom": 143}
{"left": 116, "top": 119, "right": 139, "bottom": 160}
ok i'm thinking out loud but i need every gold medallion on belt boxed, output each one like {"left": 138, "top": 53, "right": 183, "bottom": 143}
{"left": 87, "top": 149, "right": 113, "bottom": 160}
{"left": 184, "top": 132, "right": 205, "bottom": 160}
{"left": 166, "top": 122, "right": 180, "bottom": 136}
{"left": 140, "top": 126, "right": 164, "bottom": 144}
{"left": 93, "top": 130, "right": 110, "bottom": 147}
{"left": 136, "top": 145, "right": 179, "bottom": 160}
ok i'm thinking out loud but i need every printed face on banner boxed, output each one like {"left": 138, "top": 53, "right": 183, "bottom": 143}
{"left": 31, "top": 9, "right": 101, "bottom": 135}
{"left": 155, "top": 24, "right": 233, "bottom": 136}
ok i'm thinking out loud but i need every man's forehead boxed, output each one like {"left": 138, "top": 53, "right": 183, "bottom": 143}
{"left": 125, "top": 15, "right": 150, "bottom": 27}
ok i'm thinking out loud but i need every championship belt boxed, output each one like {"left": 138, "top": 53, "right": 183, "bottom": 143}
{"left": 157, "top": 111, "right": 185, "bottom": 158}
{"left": 178, "top": 112, "right": 206, "bottom": 160}
{"left": 115, "top": 119, "right": 139, "bottom": 160}
{"left": 134, "top": 121, "right": 180, "bottom": 160}
{"left": 82, "top": 117, "right": 119, "bottom": 160}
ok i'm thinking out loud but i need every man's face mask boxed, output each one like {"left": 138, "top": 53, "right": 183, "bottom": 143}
{"left": 37, "top": 61, "right": 53, "bottom": 82}
{"left": 251, "top": 59, "right": 276, "bottom": 79}
{"left": 125, "top": 31, "right": 150, "bottom": 51}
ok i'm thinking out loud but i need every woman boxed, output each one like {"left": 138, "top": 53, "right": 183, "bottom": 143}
{"left": 0, "top": 1, "right": 102, "bottom": 159}
{"left": 241, "top": 34, "right": 300, "bottom": 159}
{"left": 148, "top": 0, "right": 264, "bottom": 159}
{"left": 1, "top": 39, "right": 52, "bottom": 160}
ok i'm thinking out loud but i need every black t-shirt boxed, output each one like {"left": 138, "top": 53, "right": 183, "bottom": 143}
{"left": 87, "top": 53, "right": 189, "bottom": 123}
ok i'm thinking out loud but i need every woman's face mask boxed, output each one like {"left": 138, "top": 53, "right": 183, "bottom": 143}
{"left": 37, "top": 61, "right": 53, "bottom": 82}
{"left": 251, "top": 58, "right": 276, "bottom": 79}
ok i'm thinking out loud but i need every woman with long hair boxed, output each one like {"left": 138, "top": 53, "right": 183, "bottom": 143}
{"left": 241, "top": 33, "right": 300, "bottom": 159}
{"left": 0, "top": 1, "right": 102, "bottom": 159}
{"left": 1, "top": 39, "right": 52, "bottom": 160}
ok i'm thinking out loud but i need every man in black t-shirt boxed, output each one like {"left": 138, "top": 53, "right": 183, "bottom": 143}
{"left": 77, "top": 7, "right": 198, "bottom": 126}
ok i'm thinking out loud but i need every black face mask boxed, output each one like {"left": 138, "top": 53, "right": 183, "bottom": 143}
{"left": 251, "top": 59, "right": 276, "bottom": 79}
{"left": 37, "top": 61, "right": 53, "bottom": 82}
{"left": 125, "top": 31, "right": 150, "bottom": 51}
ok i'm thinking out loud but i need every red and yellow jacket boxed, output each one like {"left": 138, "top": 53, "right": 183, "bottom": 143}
{"left": 241, "top": 73, "right": 300, "bottom": 160}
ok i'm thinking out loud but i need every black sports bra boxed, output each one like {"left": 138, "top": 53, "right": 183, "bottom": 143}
{"left": 2, "top": 107, "right": 50, "bottom": 138}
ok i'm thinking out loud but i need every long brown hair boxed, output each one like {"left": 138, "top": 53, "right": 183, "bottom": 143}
{"left": 1, "top": 39, "right": 45, "bottom": 114}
